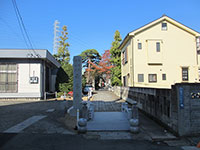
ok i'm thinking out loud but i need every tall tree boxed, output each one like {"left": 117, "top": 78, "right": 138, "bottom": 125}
{"left": 110, "top": 30, "right": 122, "bottom": 86}
{"left": 88, "top": 50, "right": 112, "bottom": 74}
{"left": 54, "top": 25, "right": 73, "bottom": 94}
{"left": 59, "top": 63, "right": 73, "bottom": 93}
{"left": 80, "top": 49, "right": 101, "bottom": 84}
{"left": 99, "top": 50, "right": 113, "bottom": 74}
{"left": 54, "top": 25, "right": 70, "bottom": 65}
{"left": 88, "top": 50, "right": 113, "bottom": 87}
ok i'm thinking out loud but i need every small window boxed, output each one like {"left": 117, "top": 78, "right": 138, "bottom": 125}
{"left": 125, "top": 48, "right": 128, "bottom": 64}
{"left": 122, "top": 48, "right": 128, "bottom": 65}
{"left": 182, "top": 67, "right": 189, "bottom": 81}
{"left": 162, "top": 74, "right": 166, "bottom": 80}
{"left": 148, "top": 74, "right": 157, "bottom": 83}
{"left": 156, "top": 42, "right": 160, "bottom": 52}
{"left": 138, "top": 43, "right": 142, "bottom": 49}
{"left": 138, "top": 74, "right": 144, "bottom": 82}
{"left": 123, "top": 76, "right": 128, "bottom": 86}
{"left": 197, "top": 37, "right": 200, "bottom": 50}
{"left": 198, "top": 68, "right": 200, "bottom": 81}
{"left": 162, "top": 23, "right": 167, "bottom": 30}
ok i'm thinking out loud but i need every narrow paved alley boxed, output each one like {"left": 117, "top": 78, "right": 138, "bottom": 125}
{"left": 92, "top": 90, "right": 125, "bottom": 112}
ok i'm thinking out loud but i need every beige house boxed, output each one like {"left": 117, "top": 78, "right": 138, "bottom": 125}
{"left": 120, "top": 15, "right": 200, "bottom": 89}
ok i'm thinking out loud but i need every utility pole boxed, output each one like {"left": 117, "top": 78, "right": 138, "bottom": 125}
{"left": 53, "top": 20, "right": 60, "bottom": 55}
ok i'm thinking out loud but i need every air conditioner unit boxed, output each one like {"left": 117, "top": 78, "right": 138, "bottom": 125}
{"left": 30, "top": 77, "right": 39, "bottom": 84}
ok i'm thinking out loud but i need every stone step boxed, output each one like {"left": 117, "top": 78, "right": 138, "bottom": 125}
{"left": 87, "top": 112, "right": 130, "bottom": 131}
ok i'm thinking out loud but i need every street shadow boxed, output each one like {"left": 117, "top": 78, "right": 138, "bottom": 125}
{"left": 113, "top": 98, "right": 123, "bottom": 102}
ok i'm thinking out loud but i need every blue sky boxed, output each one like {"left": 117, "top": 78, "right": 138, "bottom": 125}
{"left": 0, "top": 0, "right": 199, "bottom": 62}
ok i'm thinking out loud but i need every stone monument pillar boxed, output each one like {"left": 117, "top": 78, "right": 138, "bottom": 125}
{"left": 68, "top": 56, "right": 82, "bottom": 116}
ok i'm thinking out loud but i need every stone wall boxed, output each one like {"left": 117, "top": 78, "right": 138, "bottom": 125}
{"left": 112, "top": 83, "right": 200, "bottom": 136}
{"left": 174, "top": 83, "right": 200, "bottom": 136}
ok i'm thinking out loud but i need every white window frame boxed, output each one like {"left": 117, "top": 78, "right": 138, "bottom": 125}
{"left": 122, "top": 48, "right": 128, "bottom": 65}
{"left": 182, "top": 67, "right": 189, "bottom": 81}
{"left": 162, "top": 23, "right": 167, "bottom": 31}
{"left": 156, "top": 42, "right": 160, "bottom": 52}
{"left": 0, "top": 63, "right": 18, "bottom": 93}
{"left": 138, "top": 74, "right": 144, "bottom": 82}
{"left": 138, "top": 43, "right": 142, "bottom": 50}
{"left": 162, "top": 74, "right": 166, "bottom": 80}
{"left": 148, "top": 74, "right": 157, "bottom": 83}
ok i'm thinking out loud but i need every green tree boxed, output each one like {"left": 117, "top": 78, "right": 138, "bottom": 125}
{"left": 60, "top": 63, "right": 73, "bottom": 93}
{"left": 54, "top": 25, "right": 73, "bottom": 95}
{"left": 54, "top": 25, "right": 70, "bottom": 65}
{"left": 80, "top": 49, "right": 101, "bottom": 67}
{"left": 110, "top": 30, "right": 122, "bottom": 86}
{"left": 80, "top": 49, "right": 101, "bottom": 84}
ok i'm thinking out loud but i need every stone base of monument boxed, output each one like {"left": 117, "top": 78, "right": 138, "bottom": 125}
{"left": 67, "top": 106, "right": 78, "bottom": 117}
{"left": 63, "top": 113, "right": 77, "bottom": 131}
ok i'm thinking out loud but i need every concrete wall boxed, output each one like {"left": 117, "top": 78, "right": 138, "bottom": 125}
{"left": 113, "top": 83, "right": 200, "bottom": 136}
{"left": 174, "top": 83, "right": 200, "bottom": 136}
{"left": 18, "top": 63, "right": 41, "bottom": 96}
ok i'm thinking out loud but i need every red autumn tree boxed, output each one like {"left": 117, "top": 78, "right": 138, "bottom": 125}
{"left": 87, "top": 50, "right": 113, "bottom": 85}
{"left": 87, "top": 50, "right": 113, "bottom": 73}
{"left": 98, "top": 50, "right": 113, "bottom": 74}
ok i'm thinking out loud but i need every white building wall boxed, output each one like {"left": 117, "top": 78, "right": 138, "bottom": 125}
{"left": 18, "top": 63, "right": 41, "bottom": 96}
{"left": 0, "top": 63, "right": 41, "bottom": 99}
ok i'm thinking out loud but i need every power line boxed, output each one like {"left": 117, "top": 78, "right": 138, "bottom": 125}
{"left": 69, "top": 36, "right": 90, "bottom": 49}
{"left": 12, "top": 0, "right": 33, "bottom": 48}
{"left": 0, "top": 17, "right": 25, "bottom": 41}
{"left": 69, "top": 32, "right": 98, "bottom": 49}
{"left": 11, "top": 1, "right": 29, "bottom": 49}
{"left": 12, "top": 0, "right": 40, "bottom": 57}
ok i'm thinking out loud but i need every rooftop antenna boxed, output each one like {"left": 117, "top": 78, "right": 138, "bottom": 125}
{"left": 53, "top": 20, "right": 60, "bottom": 54}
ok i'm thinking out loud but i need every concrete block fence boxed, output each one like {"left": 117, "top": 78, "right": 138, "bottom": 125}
{"left": 112, "top": 83, "right": 200, "bottom": 136}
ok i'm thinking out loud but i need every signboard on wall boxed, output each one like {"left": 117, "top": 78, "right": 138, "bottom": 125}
{"left": 179, "top": 87, "right": 184, "bottom": 109}
{"left": 30, "top": 76, "right": 39, "bottom": 84}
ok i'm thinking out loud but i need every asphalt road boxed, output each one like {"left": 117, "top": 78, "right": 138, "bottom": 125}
{"left": 0, "top": 91, "right": 194, "bottom": 149}
{"left": 0, "top": 100, "right": 73, "bottom": 134}
{"left": 0, "top": 133, "right": 183, "bottom": 150}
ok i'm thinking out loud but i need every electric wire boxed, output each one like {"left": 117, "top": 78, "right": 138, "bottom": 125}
{"left": 0, "top": 17, "right": 25, "bottom": 43}
{"left": 11, "top": 1, "right": 29, "bottom": 49}
{"left": 12, "top": 0, "right": 39, "bottom": 57}
{"left": 69, "top": 32, "right": 98, "bottom": 49}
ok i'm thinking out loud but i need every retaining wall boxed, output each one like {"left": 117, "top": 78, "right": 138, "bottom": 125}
{"left": 112, "top": 83, "right": 200, "bottom": 136}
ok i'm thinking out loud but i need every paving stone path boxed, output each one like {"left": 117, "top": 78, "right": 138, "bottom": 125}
{"left": 88, "top": 90, "right": 180, "bottom": 143}
{"left": 92, "top": 90, "right": 125, "bottom": 112}
{"left": 87, "top": 90, "right": 129, "bottom": 131}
